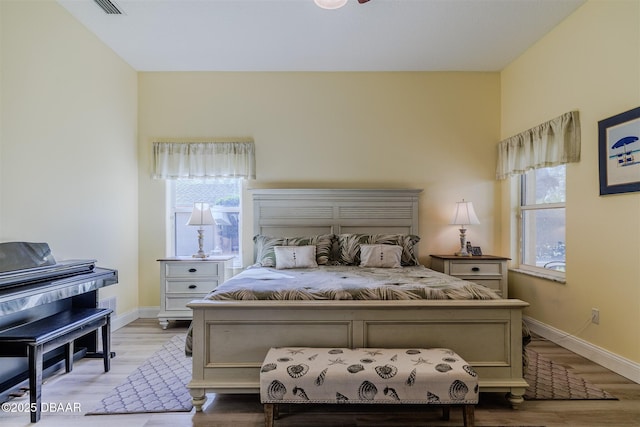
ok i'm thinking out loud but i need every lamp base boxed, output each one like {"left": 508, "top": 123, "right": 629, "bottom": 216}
{"left": 454, "top": 250, "right": 472, "bottom": 257}
{"left": 192, "top": 228, "right": 209, "bottom": 258}
{"left": 192, "top": 252, "right": 208, "bottom": 259}
{"left": 455, "top": 226, "right": 472, "bottom": 256}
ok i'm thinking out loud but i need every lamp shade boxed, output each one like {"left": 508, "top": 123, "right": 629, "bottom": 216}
{"left": 314, "top": 0, "right": 348, "bottom": 9}
{"left": 187, "top": 202, "right": 215, "bottom": 226}
{"left": 450, "top": 200, "right": 480, "bottom": 226}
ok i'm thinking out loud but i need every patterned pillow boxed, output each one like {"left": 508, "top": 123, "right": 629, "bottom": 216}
{"left": 359, "top": 244, "right": 402, "bottom": 268}
{"left": 253, "top": 234, "right": 335, "bottom": 267}
{"left": 337, "top": 233, "right": 420, "bottom": 266}
{"left": 274, "top": 246, "right": 318, "bottom": 269}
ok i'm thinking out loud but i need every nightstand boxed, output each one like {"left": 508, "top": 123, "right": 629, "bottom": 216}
{"left": 157, "top": 256, "right": 233, "bottom": 329}
{"left": 429, "top": 254, "right": 510, "bottom": 298}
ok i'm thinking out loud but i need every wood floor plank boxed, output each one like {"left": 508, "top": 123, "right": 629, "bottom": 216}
{"left": 1, "top": 318, "right": 638, "bottom": 427}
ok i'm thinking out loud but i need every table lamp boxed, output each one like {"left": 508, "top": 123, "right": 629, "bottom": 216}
{"left": 451, "top": 199, "right": 480, "bottom": 256}
{"left": 187, "top": 202, "right": 215, "bottom": 258}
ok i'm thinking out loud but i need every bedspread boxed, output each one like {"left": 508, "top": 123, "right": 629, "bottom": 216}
{"left": 205, "top": 265, "right": 500, "bottom": 301}
{"left": 184, "top": 266, "right": 501, "bottom": 356}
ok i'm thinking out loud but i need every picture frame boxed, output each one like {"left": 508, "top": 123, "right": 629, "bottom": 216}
{"left": 598, "top": 106, "right": 640, "bottom": 195}
{"left": 471, "top": 246, "right": 482, "bottom": 256}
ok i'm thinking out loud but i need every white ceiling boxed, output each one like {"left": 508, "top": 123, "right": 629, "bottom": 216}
{"left": 57, "top": 0, "right": 585, "bottom": 72}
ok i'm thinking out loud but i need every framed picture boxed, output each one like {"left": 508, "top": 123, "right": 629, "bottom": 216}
{"left": 598, "top": 106, "right": 640, "bottom": 195}
{"left": 471, "top": 246, "right": 482, "bottom": 256}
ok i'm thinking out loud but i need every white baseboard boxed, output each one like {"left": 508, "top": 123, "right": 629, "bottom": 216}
{"left": 110, "top": 308, "right": 139, "bottom": 331}
{"left": 108, "top": 307, "right": 158, "bottom": 331}
{"left": 524, "top": 316, "right": 640, "bottom": 384}
{"left": 107, "top": 306, "right": 165, "bottom": 332}
{"left": 137, "top": 306, "right": 160, "bottom": 319}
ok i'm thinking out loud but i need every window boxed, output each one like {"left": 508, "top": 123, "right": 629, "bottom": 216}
{"left": 519, "top": 164, "right": 566, "bottom": 277}
{"left": 169, "top": 178, "right": 242, "bottom": 268}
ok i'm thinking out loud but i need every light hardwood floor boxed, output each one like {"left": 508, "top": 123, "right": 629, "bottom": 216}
{"left": 1, "top": 319, "right": 639, "bottom": 427}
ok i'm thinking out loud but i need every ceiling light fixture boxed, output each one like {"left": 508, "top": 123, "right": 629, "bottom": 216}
{"left": 314, "top": 0, "right": 348, "bottom": 10}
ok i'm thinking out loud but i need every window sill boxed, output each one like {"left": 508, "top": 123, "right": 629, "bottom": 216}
{"left": 509, "top": 268, "right": 566, "bottom": 284}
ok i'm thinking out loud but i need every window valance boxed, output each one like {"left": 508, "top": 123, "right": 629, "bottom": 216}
{"left": 496, "top": 111, "right": 580, "bottom": 180}
{"left": 152, "top": 139, "right": 256, "bottom": 180}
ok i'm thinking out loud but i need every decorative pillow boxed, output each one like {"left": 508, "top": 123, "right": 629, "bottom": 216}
{"left": 274, "top": 245, "right": 318, "bottom": 269}
{"left": 359, "top": 244, "right": 402, "bottom": 268}
{"left": 253, "top": 234, "right": 334, "bottom": 267}
{"left": 337, "top": 233, "right": 420, "bottom": 266}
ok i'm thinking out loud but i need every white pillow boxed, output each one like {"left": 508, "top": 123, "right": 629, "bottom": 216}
{"left": 274, "top": 245, "right": 318, "bottom": 269}
{"left": 359, "top": 244, "right": 403, "bottom": 268}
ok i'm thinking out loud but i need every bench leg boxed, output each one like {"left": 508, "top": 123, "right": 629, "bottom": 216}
{"left": 462, "top": 404, "right": 475, "bottom": 427}
{"left": 27, "top": 344, "right": 43, "bottom": 423}
{"left": 264, "top": 403, "right": 275, "bottom": 427}
{"left": 65, "top": 342, "right": 74, "bottom": 373}
{"left": 101, "top": 316, "right": 111, "bottom": 372}
{"left": 441, "top": 405, "right": 450, "bottom": 420}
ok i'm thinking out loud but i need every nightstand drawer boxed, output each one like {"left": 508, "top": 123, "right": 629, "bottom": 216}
{"left": 165, "top": 279, "right": 218, "bottom": 294}
{"left": 449, "top": 262, "right": 502, "bottom": 276}
{"left": 430, "top": 255, "right": 510, "bottom": 298}
{"left": 165, "top": 262, "right": 219, "bottom": 277}
{"left": 158, "top": 256, "right": 233, "bottom": 329}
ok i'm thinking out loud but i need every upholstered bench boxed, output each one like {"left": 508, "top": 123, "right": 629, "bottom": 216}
{"left": 260, "top": 347, "right": 478, "bottom": 427}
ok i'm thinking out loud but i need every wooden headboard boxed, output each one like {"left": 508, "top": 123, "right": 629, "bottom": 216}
{"left": 251, "top": 188, "right": 422, "bottom": 238}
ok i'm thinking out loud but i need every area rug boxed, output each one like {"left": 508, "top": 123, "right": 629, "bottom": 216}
{"left": 523, "top": 347, "right": 617, "bottom": 400}
{"left": 87, "top": 335, "right": 615, "bottom": 414}
{"left": 87, "top": 334, "right": 192, "bottom": 414}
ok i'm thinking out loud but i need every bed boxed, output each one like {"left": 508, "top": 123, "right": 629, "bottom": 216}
{"left": 187, "top": 189, "right": 529, "bottom": 410}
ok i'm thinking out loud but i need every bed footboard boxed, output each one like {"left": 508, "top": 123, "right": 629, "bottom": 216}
{"left": 187, "top": 299, "right": 529, "bottom": 411}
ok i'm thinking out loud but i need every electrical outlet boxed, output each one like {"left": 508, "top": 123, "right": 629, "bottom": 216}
{"left": 591, "top": 308, "right": 600, "bottom": 324}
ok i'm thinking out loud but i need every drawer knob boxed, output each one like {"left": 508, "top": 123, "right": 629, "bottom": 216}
{"left": 188, "top": 268, "right": 197, "bottom": 273}
{"left": 472, "top": 267, "right": 480, "bottom": 272}
{"left": 188, "top": 284, "right": 197, "bottom": 289}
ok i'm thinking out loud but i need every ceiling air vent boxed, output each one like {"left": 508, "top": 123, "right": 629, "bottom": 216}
{"left": 94, "top": 0, "right": 123, "bottom": 15}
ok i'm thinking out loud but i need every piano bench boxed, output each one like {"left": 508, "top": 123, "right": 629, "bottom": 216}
{"left": 0, "top": 307, "right": 113, "bottom": 423}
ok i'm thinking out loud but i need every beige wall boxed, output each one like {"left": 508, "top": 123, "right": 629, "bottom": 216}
{"left": 137, "top": 72, "right": 502, "bottom": 307}
{"left": 0, "top": 1, "right": 139, "bottom": 316}
{"left": 5, "top": 0, "right": 636, "bottom": 372}
{"left": 501, "top": 0, "right": 640, "bottom": 362}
